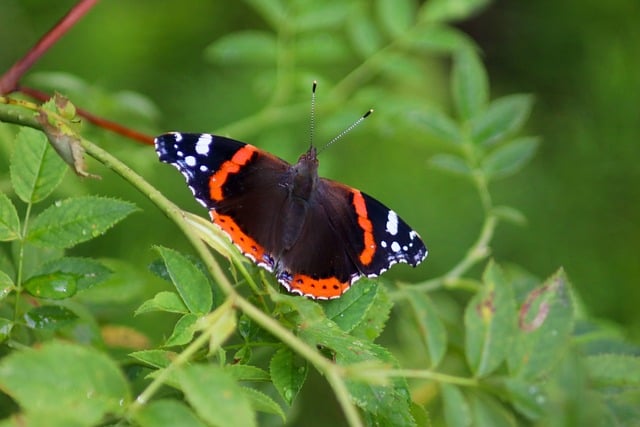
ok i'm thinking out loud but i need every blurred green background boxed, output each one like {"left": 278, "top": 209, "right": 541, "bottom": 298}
{"left": 1, "top": 0, "right": 638, "bottom": 343}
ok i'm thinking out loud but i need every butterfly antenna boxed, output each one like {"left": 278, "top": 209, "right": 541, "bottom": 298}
{"left": 309, "top": 80, "right": 317, "bottom": 149}
{"left": 318, "top": 109, "right": 373, "bottom": 155}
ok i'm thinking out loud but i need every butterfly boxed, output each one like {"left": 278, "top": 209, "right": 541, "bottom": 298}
{"left": 155, "top": 88, "right": 427, "bottom": 299}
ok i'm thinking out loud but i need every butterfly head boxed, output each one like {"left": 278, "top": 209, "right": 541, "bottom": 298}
{"left": 292, "top": 146, "right": 319, "bottom": 199}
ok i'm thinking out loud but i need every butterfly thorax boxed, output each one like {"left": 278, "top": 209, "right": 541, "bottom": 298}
{"left": 290, "top": 147, "right": 319, "bottom": 201}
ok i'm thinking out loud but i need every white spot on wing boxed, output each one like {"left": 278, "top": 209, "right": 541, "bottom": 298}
{"left": 196, "top": 134, "right": 212, "bottom": 155}
{"left": 185, "top": 156, "right": 196, "bottom": 167}
{"left": 391, "top": 241, "right": 401, "bottom": 252}
{"left": 386, "top": 210, "right": 399, "bottom": 236}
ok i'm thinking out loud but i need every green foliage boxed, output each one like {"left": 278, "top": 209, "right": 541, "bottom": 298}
{"left": 269, "top": 347, "right": 307, "bottom": 405}
{"left": 133, "top": 399, "right": 208, "bottom": 427}
{"left": 10, "top": 128, "right": 66, "bottom": 204}
{"left": 153, "top": 246, "right": 212, "bottom": 315}
{"left": 0, "top": 341, "right": 130, "bottom": 427}
{"left": 0, "top": 194, "right": 20, "bottom": 241}
{"left": 176, "top": 364, "right": 256, "bottom": 427}
{"left": 27, "top": 196, "right": 137, "bottom": 248}
{"left": 0, "top": 1, "right": 638, "bottom": 427}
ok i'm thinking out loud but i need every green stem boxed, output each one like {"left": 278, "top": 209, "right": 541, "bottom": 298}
{"left": 409, "top": 213, "right": 496, "bottom": 293}
{"left": 233, "top": 297, "right": 333, "bottom": 372}
{"left": 326, "top": 368, "right": 364, "bottom": 427}
{"left": 129, "top": 318, "right": 209, "bottom": 411}
{"left": 81, "top": 138, "right": 360, "bottom": 423}
{"left": 473, "top": 170, "right": 493, "bottom": 214}
{"left": 375, "top": 369, "right": 479, "bottom": 388}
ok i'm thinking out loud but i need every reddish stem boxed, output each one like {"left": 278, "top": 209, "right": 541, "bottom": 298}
{"left": 1, "top": 0, "right": 154, "bottom": 145}
{"left": 0, "top": 0, "right": 100, "bottom": 94}
{"left": 20, "top": 86, "right": 154, "bottom": 145}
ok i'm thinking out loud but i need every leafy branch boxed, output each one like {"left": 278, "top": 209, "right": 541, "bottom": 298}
{"left": 0, "top": 95, "right": 367, "bottom": 426}
{"left": 0, "top": 1, "right": 639, "bottom": 426}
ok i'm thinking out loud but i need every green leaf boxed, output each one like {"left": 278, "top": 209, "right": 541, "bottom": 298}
{"left": 350, "top": 283, "right": 393, "bottom": 341}
{"left": 244, "top": 0, "right": 286, "bottom": 27}
{"left": 324, "top": 279, "right": 377, "bottom": 333}
{"left": 0, "top": 318, "right": 13, "bottom": 344}
{"left": 469, "top": 391, "right": 517, "bottom": 427}
{"left": 347, "top": 12, "right": 384, "bottom": 57}
{"left": 134, "top": 399, "right": 207, "bottom": 427}
{"left": 238, "top": 313, "right": 264, "bottom": 342}
{"left": 0, "top": 270, "right": 15, "bottom": 302}
{"left": 203, "top": 301, "right": 237, "bottom": 355}
{"left": 585, "top": 354, "right": 640, "bottom": 386}
{"left": 410, "top": 401, "right": 430, "bottom": 427}
{"left": 407, "top": 291, "right": 447, "bottom": 368}
{"left": 204, "top": 31, "right": 276, "bottom": 65}
{"left": 411, "top": 108, "right": 462, "bottom": 145}
{"left": 27, "top": 196, "right": 137, "bottom": 248}
{"left": 275, "top": 294, "right": 415, "bottom": 426}
{"left": 442, "top": 384, "right": 472, "bottom": 427}
{"left": 232, "top": 346, "right": 252, "bottom": 365}
{"left": 226, "top": 364, "right": 271, "bottom": 382}
{"left": 599, "top": 389, "right": 640, "bottom": 425}
{"left": 293, "top": 2, "right": 350, "bottom": 31}
{"left": 38, "top": 256, "right": 112, "bottom": 292}
{"left": 155, "top": 246, "right": 212, "bottom": 315}
{"left": 471, "top": 95, "right": 534, "bottom": 146}
{"left": 499, "top": 378, "right": 546, "bottom": 420}
{"left": 0, "top": 193, "right": 20, "bottom": 241}
{"left": 269, "top": 347, "right": 308, "bottom": 406}
{"left": 430, "top": 154, "right": 472, "bottom": 177}
{"left": 507, "top": 269, "right": 575, "bottom": 380}
{"left": 241, "top": 386, "right": 285, "bottom": 421}
{"left": 129, "top": 349, "right": 178, "bottom": 369}
{"left": 492, "top": 205, "right": 527, "bottom": 226}
{"left": 294, "top": 34, "right": 350, "bottom": 63}
{"left": 452, "top": 47, "right": 489, "bottom": 121}
{"left": 135, "top": 291, "right": 189, "bottom": 315}
{"left": 376, "top": 52, "right": 424, "bottom": 82}
{"left": 482, "top": 137, "right": 539, "bottom": 180}
{"left": 376, "top": 0, "right": 417, "bottom": 37}
{"left": 23, "top": 305, "right": 78, "bottom": 330}
{"left": 537, "top": 352, "right": 598, "bottom": 426}
{"left": 0, "top": 247, "right": 15, "bottom": 280}
{"left": 23, "top": 272, "right": 77, "bottom": 299}
{"left": 464, "top": 261, "right": 516, "bottom": 377}
{"left": 15, "top": 243, "right": 63, "bottom": 284}
{"left": 164, "top": 313, "right": 199, "bottom": 347}
{"left": 177, "top": 364, "right": 256, "bottom": 427}
{"left": 10, "top": 127, "right": 67, "bottom": 204}
{"left": 408, "top": 24, "right": 474, "bottom": 53}
{"left": 0, "top": 341, "right": 130, "bottom": 425}
{"left": 420, "top": 0, "right": 491, "bottom": 23}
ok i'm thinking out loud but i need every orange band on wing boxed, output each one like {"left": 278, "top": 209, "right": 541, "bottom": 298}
{"left": 209, "top": 145, "right": 257, "bottom": 201}
{"left": 352, "top": 190, "right": 376, "bottom": 265}
{"left": 286, "top": 273, "right": 351, "bottom": 300}
{"left": 210, "top": 211, "right": 268, "bottom": 266}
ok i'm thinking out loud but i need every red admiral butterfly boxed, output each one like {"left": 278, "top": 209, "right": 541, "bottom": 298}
{"left": 155, "top": 104, "right": 427, "bottom": 299}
